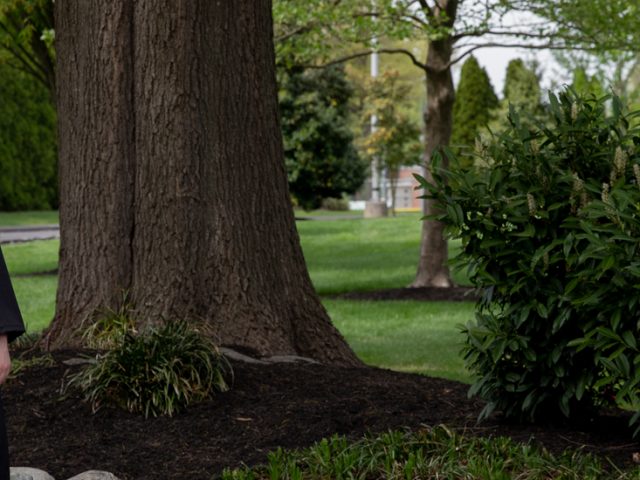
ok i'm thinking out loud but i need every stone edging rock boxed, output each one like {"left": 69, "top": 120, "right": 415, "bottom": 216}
{"left": 11, "top": 467, "right": 120, "bottom": 480}
{"left": 219, "top": 347, "right": 320, "bottom": 365}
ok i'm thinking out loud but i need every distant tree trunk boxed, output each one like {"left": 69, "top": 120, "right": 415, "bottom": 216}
{"left": 388, "top": 167, "right": 398, "bottom": 217}
{"left": 411, "top": 0, "right": 458, "bottom": 288}
{"left": 46, "top": 0, "right": 360, "bottom": 366}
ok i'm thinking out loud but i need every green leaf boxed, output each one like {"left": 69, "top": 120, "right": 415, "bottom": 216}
{"left": 536, "top": 301, "right": 549, "bottom": 319}
{"left": 575, "top": 375, "right": 586, "bottom": 401}
{"left": 622, "top": 331, "right": 637, "bottom": 350}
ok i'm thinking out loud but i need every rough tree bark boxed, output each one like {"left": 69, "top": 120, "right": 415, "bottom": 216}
{"left": 50, "top": 0, "right": 135, "bottom": 342}
{"left": 411, "top": 0, "right": 458, "bottom": 288}
{"left": 46, "top": 0, "right": 360, "bottom": 366}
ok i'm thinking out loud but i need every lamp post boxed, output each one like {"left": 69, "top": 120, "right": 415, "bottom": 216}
{"left": 363, "top": 43, "right": 388, "bottom": 218}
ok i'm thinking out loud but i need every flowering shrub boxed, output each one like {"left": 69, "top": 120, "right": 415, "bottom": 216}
{"left": 420, "top": 89, "right": 640, "bottom": 431}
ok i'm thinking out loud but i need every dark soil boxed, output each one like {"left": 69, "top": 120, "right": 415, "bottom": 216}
{"left": 3, "top": 347, "right": 639, "bottom": 480}
{"left": 2, "top": 286, "right": 637, "bottom": 479}
{"left": 333, "top": 286, "right": 479, "bottom": 302}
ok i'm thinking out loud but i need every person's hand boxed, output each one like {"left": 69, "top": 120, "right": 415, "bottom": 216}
{"left": 0, "top": 335, "right": 11, "bottom": 384}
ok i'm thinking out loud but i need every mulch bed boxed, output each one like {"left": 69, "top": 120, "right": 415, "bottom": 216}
{"left": 3, "top": 348, "right": 639, "bottom": 480}
{"left": 2, "top": 287, "right": 638, "bottom": 479}
{"left": 333, "top": 286, "right": 480, "bottom": 302}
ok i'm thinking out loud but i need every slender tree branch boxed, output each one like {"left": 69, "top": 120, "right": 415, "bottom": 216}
{"left": 275, "top": 24, "right": 313, "bottom": 43}
{"left": 274, "top": 0, "right": 343, "bottom": 43}
{"left": 0, "top": 43, "right": 48, "bottom": 87}
{"left": 455, "top": 28, "right": 592, "bottom": 42}
{"left": 353, "top": 10, "right": 427, "bottom": 32}
{"left": 378, "top": 48, "right": 428, "bottom": 70}
{"left": 302, "top": 48, "right": 429, "bottom": 72}
{"left": 0, "top": 19, "right": 44, "bottom": 71}
{"left": 447, "top": 41, "right": 610, "bottom": 69}
{"left": 416, "top": 0, "right": 433, "bottom": 18}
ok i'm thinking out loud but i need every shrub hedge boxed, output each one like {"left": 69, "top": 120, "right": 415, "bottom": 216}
{"left": 421, "top": 89, "right": 640, "bottom": 432}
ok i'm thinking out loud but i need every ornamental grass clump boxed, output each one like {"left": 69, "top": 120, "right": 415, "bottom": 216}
{"left": 420, "top": 88, "right": 640, "bottom": 431}
{"left": 67, "top": 319, "right": 231, "bottom": 417}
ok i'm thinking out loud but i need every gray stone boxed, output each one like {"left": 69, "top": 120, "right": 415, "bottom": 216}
{"left": 65, "top": 472, "right": 120, "bottom": 480}
{"left": 265, "top": 355, "right": 319, "bottom": 364}
{"left": 10, "top": 467, "right": 55, "bottom": 480}
{"left": 220, "top": 348, "right": 321, "bottom": 365}
{"left": 219, "top": 347, "right": 268, "bottom": 364}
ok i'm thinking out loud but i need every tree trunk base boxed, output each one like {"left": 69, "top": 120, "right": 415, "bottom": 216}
{"left": 409, "top": 271, "right": 454, "bottom": 288}
{"left": 364, "top": 201, "right": 388, "bottom": 218}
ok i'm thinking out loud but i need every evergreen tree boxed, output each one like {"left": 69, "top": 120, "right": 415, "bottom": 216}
{"left": 490, "top": 59, "right": 543, "bottom": 134}
{"left": 503, "top": 58, "right": 542, "bottom": 111}
{"left": 451, "top": 56, "right": 498, "bottom": 168}
{"left": 571, "top": 66, "right": 605, "bottom": 97}
{"left": 0, "top": 63, "right": 57, "bottom": 210}
{"left": 279, "top": 65, "right": 367, "bottom": 210}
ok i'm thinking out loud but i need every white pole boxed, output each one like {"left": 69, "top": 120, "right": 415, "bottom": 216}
{"left": 370, "top": 46, "right": 380, "bottom": 202}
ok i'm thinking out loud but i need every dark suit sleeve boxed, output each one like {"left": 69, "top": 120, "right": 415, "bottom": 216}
{"left": 0, "top": 247, "right": 25, "bottom": 342}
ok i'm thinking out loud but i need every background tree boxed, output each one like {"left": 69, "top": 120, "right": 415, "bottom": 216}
{"left": 489, "top": 58, "right": 543, "bottom": 133}
{"left": 503, "top": 59, "right": 542, "bottom": 113}
{"left": 553, "top": 50, "right": 640, "bottom": 108}
{"left": 571, "top": 66, "right": 605, "bottom": 97}
{"left": 279, "top": 65, "right": 367, "bottom": 210}
{"left": 450, "top": 56, "right": 498, "bottom": 168}
{"left": 358, "top": 70, "right": 422, "bottom": 215}
{"left": 274, "top": 0, "right": 640, "bottom": 288}
{"left": 48, "top": 0, "right": 360, "bottom": 367}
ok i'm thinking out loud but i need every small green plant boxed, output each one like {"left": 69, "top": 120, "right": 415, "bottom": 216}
{"left": 221, "top": 425, "right": 634, "bottom": 479}
{"left": 81, "top": 292, "right": 137, "bottom": 349}
{"left": 320, "top": 196, "right": 350, "bottom": 211}
{"left": 11, "top": 330, "right": 41, "bottom": 350}
{"left": 9, "top": 352, "right": 55, "bottom": 379}
{"left": 66, "top": 320, "right": 231, "bottom": 417}
{"left": 420, "top": 88, "right": 640, "bottom": 429}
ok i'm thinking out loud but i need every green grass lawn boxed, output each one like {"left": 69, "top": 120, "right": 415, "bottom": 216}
{"left": 11, "top": 276, "right": 57, "bottom": 333}
{"left": 6, "top": 211, "right": 637, "bottom": 477}
{"left": 326, "top": 299, "right": 472, "bottom": 382}
{"left": 0, "top": 210, "right": 58, "bottom": 226}
{"left": 2, "top": 239, "right": 59, "bottom": 275}
{"left": 294, "top": 208, "right": 363, "bottom": 217}
{"left": 298, "top": 213, "right": 469, "bottom": 295}
{"left": 1, "top": 240, "right": 59, "bottom": 333}
{"left": 0, "top": 213, "right": 474, "bottom": 381}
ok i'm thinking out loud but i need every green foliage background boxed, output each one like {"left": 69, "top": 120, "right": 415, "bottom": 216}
{"left": 279, "top": 65, "right": 367, "bottom": 210}
{"left": 0, "top": 64, "right": 57, "bottom": 210}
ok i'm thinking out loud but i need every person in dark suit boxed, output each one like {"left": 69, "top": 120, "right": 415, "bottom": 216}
{"left": 0, "top": 246, "right": 25, "bottom": 480}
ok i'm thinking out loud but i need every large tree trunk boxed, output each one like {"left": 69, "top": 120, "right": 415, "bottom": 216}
{"left": 411, "top": 1, "right": 458, "bottom": 288}
{"left": 46, "top": 0, "right": 360, "bottom": 366}
{"left": 48, "top": 0, "right": 135, "bottom": 345}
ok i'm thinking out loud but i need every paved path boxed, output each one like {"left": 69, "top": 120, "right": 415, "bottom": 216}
{"left": 0, "top": 225, "right": 59, "bottom": 244}
{"left": 0, "top": 214, "right": 366, "bottom": 244}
